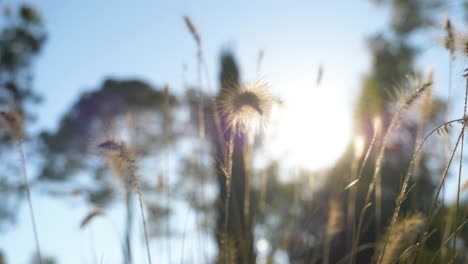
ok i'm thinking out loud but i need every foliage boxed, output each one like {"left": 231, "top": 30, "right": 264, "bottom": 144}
{"left": 0, "top": 3, "right": 46, "bottom": 229}
{"left": 38, "top": 79, "right": 178, "bottom": 208}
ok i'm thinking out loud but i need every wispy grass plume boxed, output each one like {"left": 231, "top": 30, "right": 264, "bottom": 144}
{"left": 182, "top": 15, "right": 205, "bottom": 138}
{"left": 371, "top": 74, "right": 430, "bottom": 234}
{"left": 217, "top": 80, "right": 276, "bottom": 137}
{"left": 455, "top": 32, "right": 468, "bottom": 58}
{"left": 375, "top": 213, "right": 424, "bottom": 264}
{"left": 444, "top": 18, "right": 455, "bottom": 56}
{"left": 183, "top": 15, "right": 201, "bottom": 48}
{"left": 80, "top": 208, "right": 105, "bottom": 229}
{"left": 98, "top": 140, "right": 152, "bottom": 264}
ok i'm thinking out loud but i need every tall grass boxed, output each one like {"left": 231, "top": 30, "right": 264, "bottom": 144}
{"left": 98, "top": 140, "right": 152, "bottom": 264}
{"left": 216, "top": 80, "right": 276, "bottom": 262}
{"left": 1, "top": 111, "right": 43, "bottom": 264}
{"left": 6, "top": 10, "right": 468, "bottom": 264}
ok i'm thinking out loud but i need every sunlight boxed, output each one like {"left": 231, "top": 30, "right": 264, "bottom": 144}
{"left": 266, "top": 86, "right": 352, "bottom": 171}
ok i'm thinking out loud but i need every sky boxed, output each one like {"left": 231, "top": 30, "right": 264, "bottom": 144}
{"left": 0, "top": 0, "right": 466, "bottom": 263}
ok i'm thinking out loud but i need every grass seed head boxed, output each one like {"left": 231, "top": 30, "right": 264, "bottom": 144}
{"left": 444, "top": 18, "right": 455, "bottom": 54}
{"left": 377, "top": 212, "right": 425, "bottom": 264}
{"left": 183, "top": 15, "right": 201, "bottom": 47}
{"left": 98, "top": 140, "right": 136, "bottom": 188}
{"left": 455, "top": 32, "right": 468, "bottom": 58}
{"left": 80, "top": 208, "right": 104, "bottom": 229}
{"left": 217, "top": 80, "right": 277, "bottom": 136}
{"left": 0, "top": 111, "right": 23, "bottom": 140}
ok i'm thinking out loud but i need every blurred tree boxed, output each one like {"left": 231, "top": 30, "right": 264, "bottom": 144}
{"left": 39, "top": 79, "right": 178, "bottom": 204}
{"left": 0, "top": 3, "right": 45, "bottom": 113}
{"left": 0, "top": 3, "right": 46, "bottom": 229}
{"left": 38, "top": 79, "right": 178, "bottom": 264}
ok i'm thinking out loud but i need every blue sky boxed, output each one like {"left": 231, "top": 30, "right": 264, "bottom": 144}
{"left": 30, "top": 0, "right": 389, "bottom": 132}
{"left": 0, "top": 0, "right": 465, "bottom": 263}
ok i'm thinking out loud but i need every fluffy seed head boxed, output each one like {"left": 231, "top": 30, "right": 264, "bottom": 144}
{"left": 376, "top": 213, "right": 425, "bottom": 264}
{"left": 217, "top": 80, "right": 276, "bottom": 136}
{"left": 455, "top": 32, "right": 468, "bottom": 58}
{"left": 98, "top": 140, "right": 135, "bottom": 188}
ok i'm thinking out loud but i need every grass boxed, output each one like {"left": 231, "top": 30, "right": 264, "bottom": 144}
{"left": 3, "top": 10, "right": 468, "bottom": 264}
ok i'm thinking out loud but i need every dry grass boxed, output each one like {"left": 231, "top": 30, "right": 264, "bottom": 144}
{"left": 375, "top": 213, "right": 425, "bottom": 264}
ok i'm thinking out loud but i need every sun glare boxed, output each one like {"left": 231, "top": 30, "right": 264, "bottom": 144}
{"left": 266, "top": 86, "right": 352, "bottom": 171}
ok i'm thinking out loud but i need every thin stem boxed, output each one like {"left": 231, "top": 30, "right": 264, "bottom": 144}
{"left": 452, "top": 74, "right": 468, "bottom": 259}
{"left": 197, "top": 49, "right": 205, "bottom": 139}
{"left": 135, "top": 184, "right": 152, "bottom": 264}
{"left": 415, "top": 124, "right": 465, "bottom": 262}
{"left": 351, "top": 202, "right": 373, "bottom": 264}
{"left": 441, "top": 52, "right": 453, "bottom": 261}
{"left": 124, "top": 189, "right": 133, "bottom": 264}
{"left": 356, "top": 128, "right": 379, "bottom": 189}
{"left": 243, "top": 141, "right": 252, "bottom": 228}
{"left": 351, "top": 124, "right": 379, "bottom": 264}
{"left": 337, "top": 243, "right": 376, "bottom": 264}
{"left": 124, "top": 113, "right": 148, "bottom": 264}
{"left": 347, "top": 155, "right": 360, "bottom": 255}
{"left": 373, "top": 82, "right": 428, "bottom": 235}
{"left": 256, "top": 50, "right": 264, "bottom": 79}
{"left": 430, "top": 219, "right": 468, "bottom": 264}
{"left": 223, "top": 129, "right": 235, "bottom": 263}
{"left": 180, "top": 206, "right": 191, "bottom": 264}
{"left": 17, "top": 140, "right": 42, "bottom": 264}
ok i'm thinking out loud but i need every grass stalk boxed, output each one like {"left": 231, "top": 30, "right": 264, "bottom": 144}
{"left": 442, "top": 20, "right": 455, "bottom": 259}
{"left": 222, "top": 128, "right": 235, "bottom": 263}
{"left": 17, "top": 139, "right": 43, "bottom": 264}
{"left": 415, "top": 124, "right": 465, "bottom": 262}
{"left": 135, "top": 183, "right": 152, "bottom": 264}
{"left": 350, "top": 119, "right": 380, "bottom": 264}
{"left": 346, "top": 140, "right": 362, "bottom": 255}
{"left": 452, "top": 72, "right": 468, "bottom": 261}
{"left": 124, "top": 189, "right": 133, "bottom": 264}
{"left": 243, "top": 140, "right": 253, "bottom": 227}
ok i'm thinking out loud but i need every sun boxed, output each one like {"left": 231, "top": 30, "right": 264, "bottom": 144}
{"left": 265, "top": 86, "right": 352, "bottom": 172}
